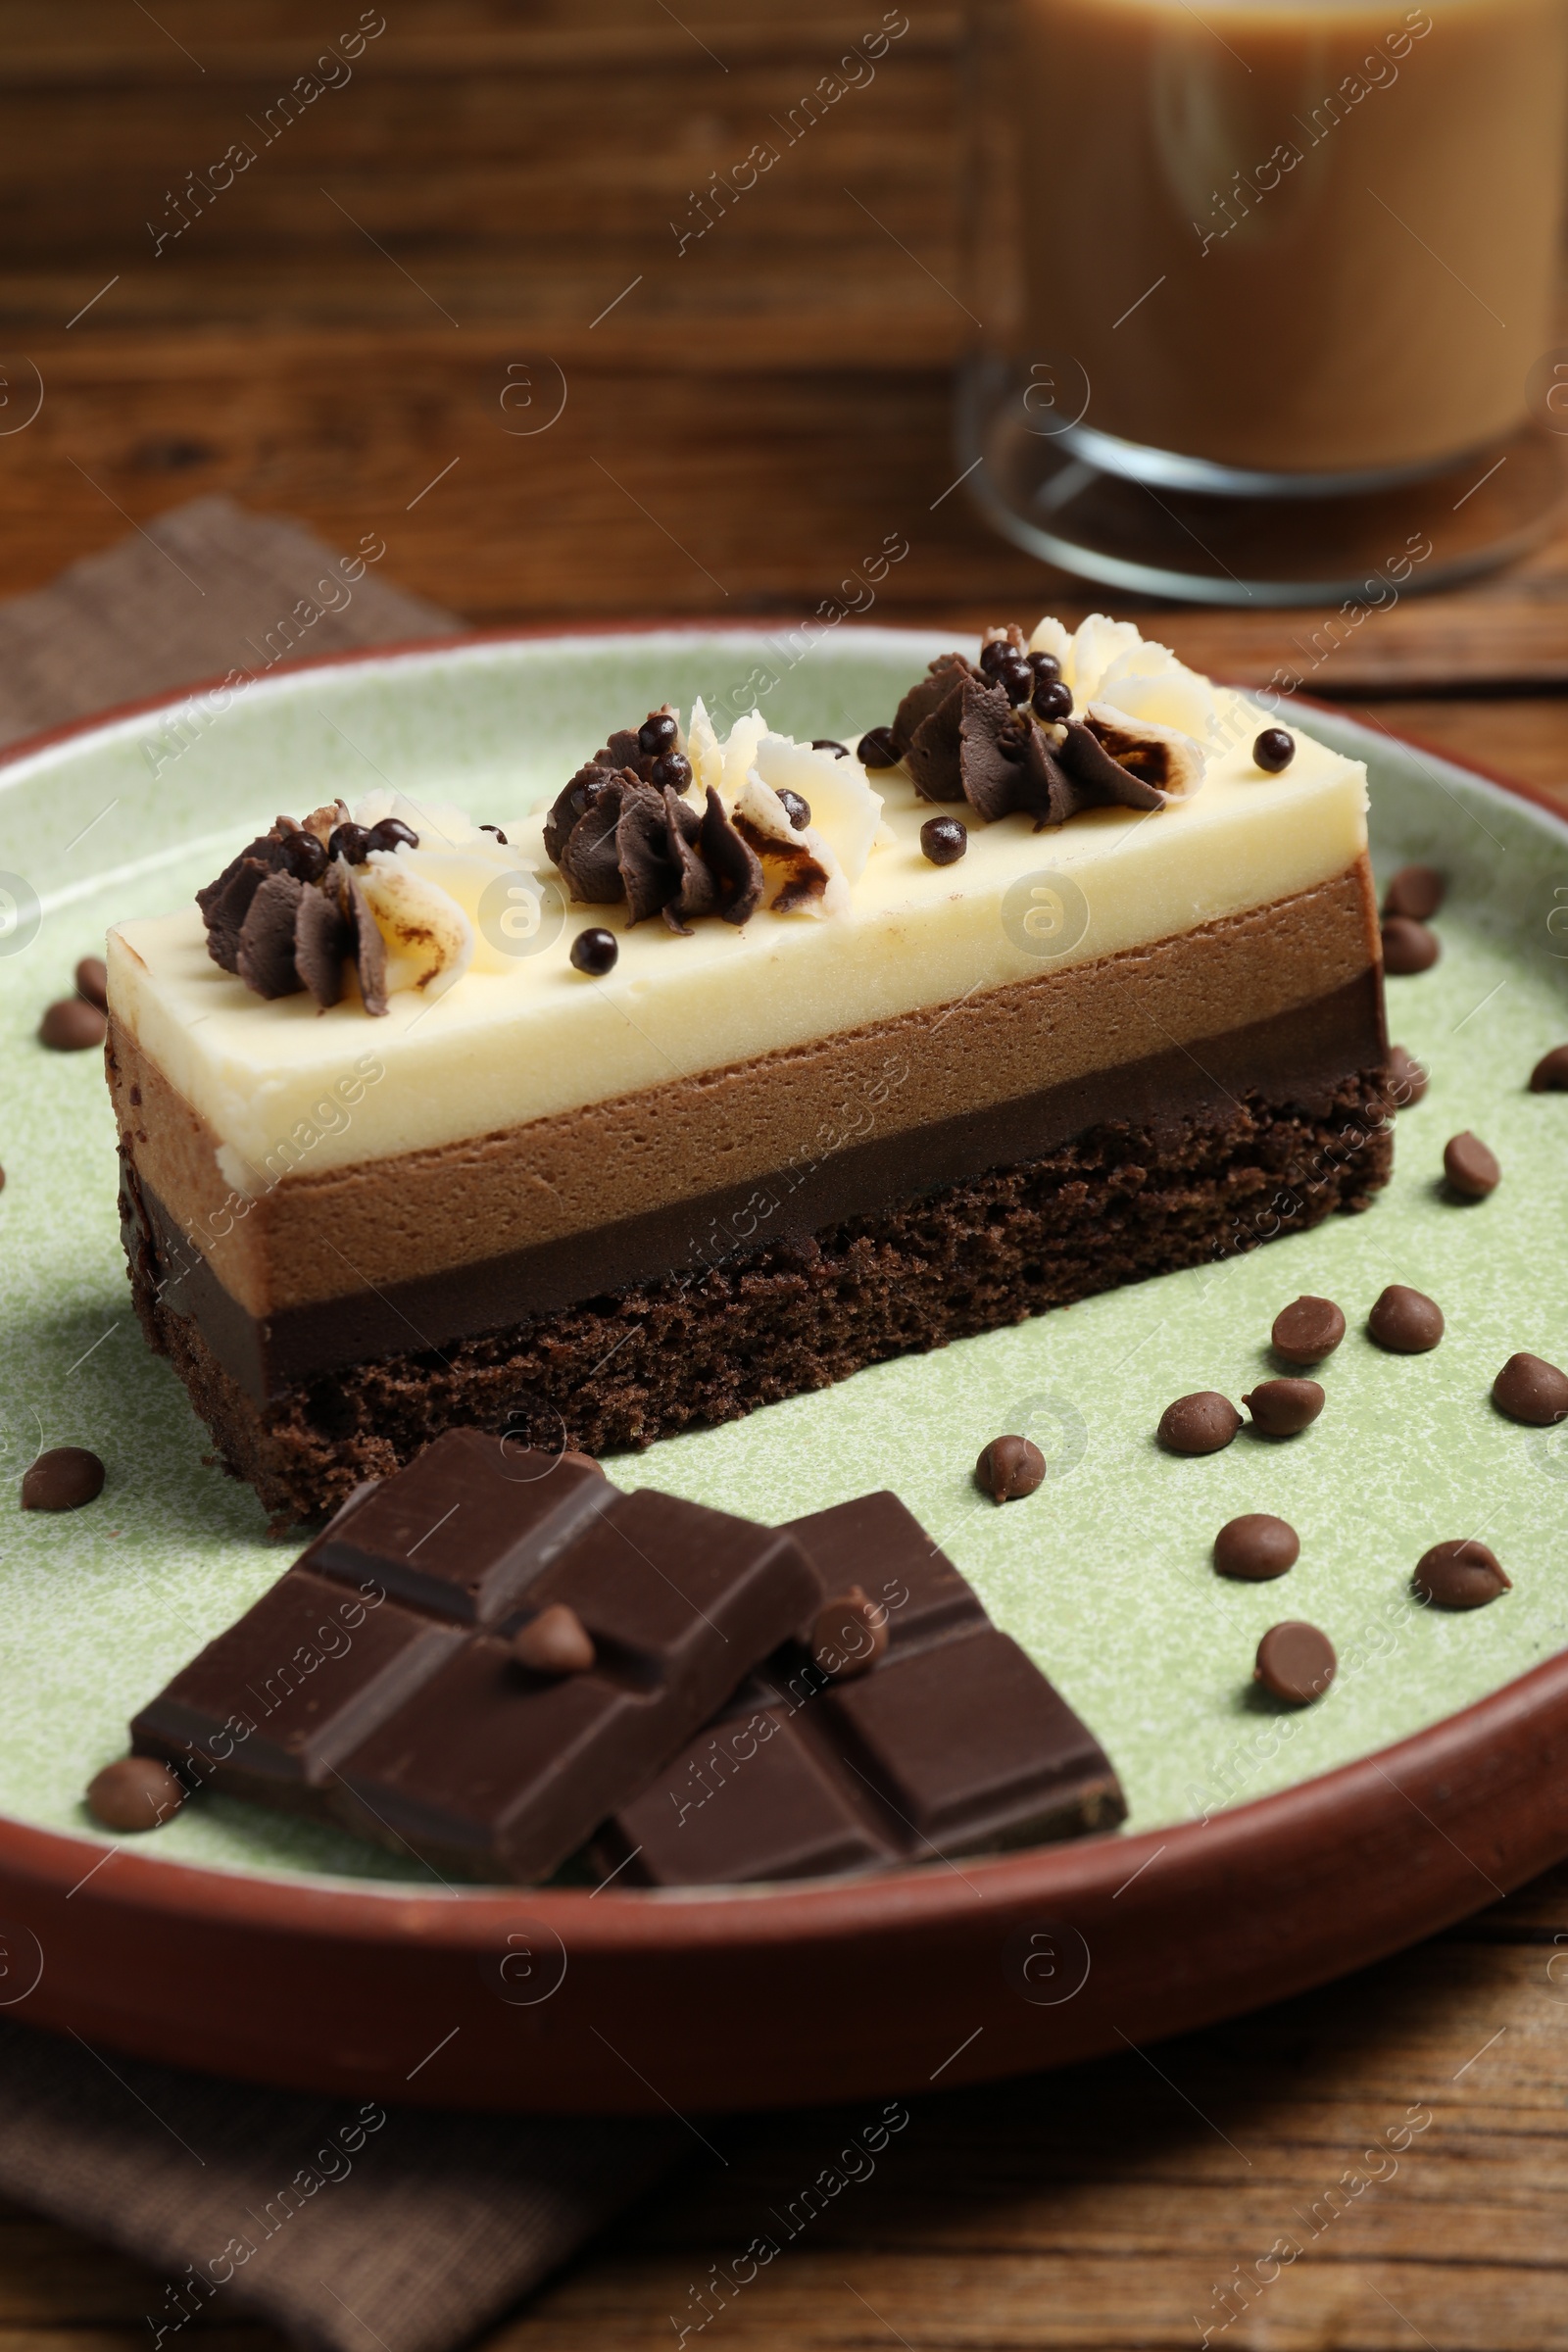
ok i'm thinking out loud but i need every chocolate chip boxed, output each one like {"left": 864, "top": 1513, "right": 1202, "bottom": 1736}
{"left": 1032, "top": 677, "right": 1073, "bottom": 721}
{"left": 1368, "top": 1285, "right": 1444, "bottom": 1353}
{"left": 39, "top": 997, "right": 107, "bottom": 1051}
{"left": 1252, "top": 728, "right": 1296, "bottom": 772}
{"left": 1383, "top": 863, "right": 1445, "bottom": 920}
{"left": 1271, "top": 1296, "right": 1345, "bottom": 1365}
{"left": 921, "top": 815, "right": 967, "bottom": 865}
{"left": 1243, "top": 1378, "right": 1324, "bottom": 1438}
{"left": 365, "top": 817, "right": 418, "bottom": 856}
{"left": 1157, "top": 1392, "right": 1241, "bottom": 1455}
{"left": 85, "top": 1756, "right": 186, "bottom": 1833}
{"left": 638, "top": 712, "right": 680, "bottom": 760}
{"left": 1492, "top": 1352, "right": 1568, "bottom": 1426}
{"left": 1254, "top": 1621, "right": 1336, "bottom": 1705}
{"left": 570, "top": 927, "right": 618, "bottom": 976}
{"left": 858, "top": 726, "right": 903, "bottom": 769}
{"left": 1386, "top": 1044, "right": 1430, "bottom": 1106}
{"left": 1214, "top": 1514, "right": 1299, "bottom": 1581}
{"left": 776, "top": 788, "right": 812, "bottom": 831}
{"left": 74, "top": 956, "right": 109, "bottom": 1010}
{"left": 327, "top": 822, "right": 371, "bottom": 866}
{"left": 1443, "top": 1131, "right": 1499, "bottom": 1200}
{"left": 810, "top": 1587, "right": 890, "bottom": 1681}
{"left": 1412, "top": 1538, "right": 1510, "bottom": 1611}
{"left": 975, "top": 1434, "right": 1046, "bottom": 1502}
{"left": 21, "top": 1446, "right": 105, "bottom": 1510}
{"left": 810, "top": 739, "right": 849, "bottom": 759}
{"left": 512, "top": 1603, "right": 596, "bottom": 1675}
{"left": 1529, "top": 1044, "right": 1568, "bottom": 1092}
{"left": 1382, "top": 915, "right": 1441, "bottom": 974}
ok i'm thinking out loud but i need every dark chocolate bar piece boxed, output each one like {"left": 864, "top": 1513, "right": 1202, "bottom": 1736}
{"left": 329, "top": 1486, "right": 819, "bottom": 1881}
{"left": 595, "top": 1492, "right": 1126, "bottom": 1886}
{"left": 304, "top": 1429, "right": 609, "bottom": 1624}
{"left": 131, "top": 1571, "right": 464, "bottom": 1811}
{"left": 129, "top": 1431, "right": 821, "bottom": 1884}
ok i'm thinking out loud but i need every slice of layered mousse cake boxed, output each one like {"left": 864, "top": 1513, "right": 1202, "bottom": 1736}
{"left": 107, "top": 615, "right": 1393, "bottom": 1521}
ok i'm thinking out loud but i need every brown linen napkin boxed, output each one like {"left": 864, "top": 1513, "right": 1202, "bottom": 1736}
{"left": 0, "top": 497, "right": 685, "bottom": 2345}
{"left": 0, "top": 2016, "right": 682, "bottom": 2352}
{"left": 0, "top": 493, "right": 460, "bottom": 747}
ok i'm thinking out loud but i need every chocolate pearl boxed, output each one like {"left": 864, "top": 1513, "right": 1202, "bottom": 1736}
{"left": 1386, "top": 1043, "right": 1430, "bottom": 1107}
{"left": 975, "top": 1434, "right": 1046, "bottom": 1503}
{"left": 39, "top": 997, "right": 107, "bottom": 1051}
{"left": 810, "top": 1587, "right": 890, "bottom": 1681}
{"left": 858, "top": 726, "right": 903, "bottom": 769}
{"left": 776, "top": 788, "right": 811, "bottom": 831}
{"left": 978, "top": 637, "right": 1014, "bottom": 679}
{"left": 1529, "top": 1043, "right": 1568, "bottom": 1092}
{"left": 74, "top": 956, "right": 109, "bottom": 1011}
{"left": 1382, "top": 915, "right": 1441, "bottom": 974}
{"left": 650, "top": 751, "right": 693, "bottom": 792}
{"left": 1271, "top": 1295, "right": 1346, "bottom": 1365}
{"left": 921, "top": 815, "right": 968, "bottom": 866}
{"left": 1368, "top": 1285, "right": 1445, "bottom": 1353}
{"left": 1243, "top": 1378, "right": 1324, "bottom": 1438}
{"left": 1412, "top": 1538, "right": 1511, "bottom": 1611}
{"left": 328, "top": 822, "right": 370, "bottom": 866}
{"left": 1492, "top": 1351, "right": 1568, "bottom": 1426}
{"left": 810, "top": 739, "right": 850, "bottom": 760}
{"left": 1443, "top": 1131, "right": 1499, "bottom": 1200}
{"left": 85, "top": 1756, "right": 185, "bottom": 1834}
{"left": 1032, "top": 677, "right": 1073, "bottom": 721}
{"left": 1254, "top": 1621, "right": 1336, "bottom": 1705}
{"left": 365, "top": 817, "right": 419, "bottom": 856}
{"left": 569, "top": 927, "right": 618, "bottom": 976}
{"left": 1252, "top": 728, "right": 1296, "bottom": 773}
{"left": 994, "top": 656, "right": 1033, "bottom": 708}
{"left": 1157, "top": 1392, "right": 1241, "bottom": 1455}
{"left": 513, "top": 1603, "right": 596, "bottom": 1675}
{"left": 638, "top": 712, "right": 680, "bottom": 758}
{"left": 1027, "top": 652, "right": 1062, "bottom": 684}
{"left": 1215, "top": 1513, "right": 1299, "bottom": 1581}
{"left": 283, "top": 830, "right": 329, "bottom": 884}
{"left": 1383, "top": 863, "right": 1445, "bottom": 921}
{"left": 21, "top": 1446, "right": 105, "bottom": 1510}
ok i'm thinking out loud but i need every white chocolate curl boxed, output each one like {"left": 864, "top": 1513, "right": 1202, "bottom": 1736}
{"left": 352, "top": 790, "right": 520, "bottom": 987}
{"left": 1028, "top": 614, "right": 1219, "bottom": 792}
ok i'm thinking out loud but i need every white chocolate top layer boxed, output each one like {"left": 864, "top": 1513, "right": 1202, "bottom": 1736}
{"left": 107, "top": 690, "right": 1369, "bottom": 1190}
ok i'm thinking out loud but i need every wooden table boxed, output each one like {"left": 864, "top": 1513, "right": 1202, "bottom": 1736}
{"left": 1, "top": 5, "right": 1566, "bottom": 2344}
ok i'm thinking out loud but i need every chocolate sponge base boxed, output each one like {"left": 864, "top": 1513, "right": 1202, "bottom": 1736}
{"left": 126, "top": 1072, "right": 1394, "bottom": 1524}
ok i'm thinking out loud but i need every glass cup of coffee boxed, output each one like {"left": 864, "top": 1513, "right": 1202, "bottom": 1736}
{"left": 959, "top": 0, "right": 1568, "bottom": 603}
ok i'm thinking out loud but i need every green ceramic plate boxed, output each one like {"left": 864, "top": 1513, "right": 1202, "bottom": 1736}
{"left": 4, "top": 628, "right": 1566, "bottom": 1891}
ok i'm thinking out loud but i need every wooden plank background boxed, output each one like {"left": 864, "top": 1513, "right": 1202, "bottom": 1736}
{"left": 0, "top": 5, "right": 1565, "bottom": 2347}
